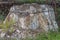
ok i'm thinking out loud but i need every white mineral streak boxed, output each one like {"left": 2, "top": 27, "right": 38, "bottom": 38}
{"left": 19, "top": 17, "right": 26, "bottom": 29}
{"left": 10, "top": 13, "right": 18, "bottom": 21}
{"left": 0, "top": 32, "right": 5, "bottom": 38}
{"left": 30, "top": 6, "right": 37, "bottom": 13}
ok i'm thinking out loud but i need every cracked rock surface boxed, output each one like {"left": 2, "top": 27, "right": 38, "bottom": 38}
{"left": 0, "top": 3, "right": 58, "bottom": 39}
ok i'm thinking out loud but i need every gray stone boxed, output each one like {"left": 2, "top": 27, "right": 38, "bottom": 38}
{"left": 3, "top": 3, "right": 58, "bottom": 38}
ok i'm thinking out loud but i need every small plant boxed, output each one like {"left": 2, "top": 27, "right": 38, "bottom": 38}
{"left": 0, "top": 18, "right": 15, "bottom": 32}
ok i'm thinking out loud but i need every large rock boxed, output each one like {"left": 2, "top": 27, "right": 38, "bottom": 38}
{"left": 3, "top": 3, "right": 58, "bottom": 38}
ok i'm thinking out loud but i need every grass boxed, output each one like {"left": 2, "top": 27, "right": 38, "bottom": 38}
{"left": 20, "top": 32, "right": 60, "bottom": 40}
{"left": 0, "top": 31, "right": 57, "bottom": 40}
{"left": 0, "top": 17, "right": 16, "bottom": 35}
{"left": 0, "top": 31, "right": 59, "bottom": 40}
{"left": 1, "top": 32, "right": 60, "bottom": 40}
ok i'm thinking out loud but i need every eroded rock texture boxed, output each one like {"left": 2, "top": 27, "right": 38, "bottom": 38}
{"left": 3, "top": 3, "right": 58, "bottom": 38}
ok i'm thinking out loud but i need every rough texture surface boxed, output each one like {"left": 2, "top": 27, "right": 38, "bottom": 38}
{"left": 2, "top": 3, "right": 58, "bottom": 39}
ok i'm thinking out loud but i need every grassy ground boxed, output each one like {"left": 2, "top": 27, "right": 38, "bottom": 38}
{"left": 33, "top": 32, "right": 60, "bottom": 40}
{"left": 0, "top": 32, "right": 60, "bottom": 40}
{"left": 21, "top": 32, "right": 60, "bottom": 40}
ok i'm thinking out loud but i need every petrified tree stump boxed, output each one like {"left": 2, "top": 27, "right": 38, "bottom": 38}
{"left": 3, "top": 3, "right": 58, "bottom": 38}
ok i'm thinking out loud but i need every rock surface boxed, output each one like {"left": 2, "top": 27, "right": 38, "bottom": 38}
{"left": 2, "top": 3, "right": 58, "bottom": 39}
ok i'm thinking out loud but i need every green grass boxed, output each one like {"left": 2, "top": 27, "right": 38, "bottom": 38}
{"left": 14, "top": 0, "right": 59, "bottom": 3}
{"left": 14, "top": 0, "right": 46, "bottom": 4}
{"left": 0, "top": 32, "right": 59, "bottom": 40}
{"left": 23, "top": 32, "right": 60, "bottom": 40}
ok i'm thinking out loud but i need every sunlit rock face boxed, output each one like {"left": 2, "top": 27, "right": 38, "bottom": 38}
{"left": 3, "top": 3, "right": 58, "bottom": 38}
